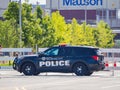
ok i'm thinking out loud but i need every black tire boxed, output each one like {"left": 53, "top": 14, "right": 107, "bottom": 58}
{"left": 85, "top": 71, "right": 93, "bottom": 76}
{"left": 22, "top": 63, "right": 36, "bottom": 76}
{"left": 73, "top": 63, "right": 89, "bottom": 76}
{"left": 33, "top": 71, "right": 40, "bottom": 76}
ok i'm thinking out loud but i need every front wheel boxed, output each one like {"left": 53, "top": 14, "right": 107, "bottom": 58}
{"left": 22, "top": 63, "right": 36, "bottom": 76}
{"left": 73, "top": 63, "right": 89, "bottom": 76}
{"left": 33, "top": 71, "right": 40, "bottom": 76}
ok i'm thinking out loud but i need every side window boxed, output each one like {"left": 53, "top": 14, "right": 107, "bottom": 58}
{"left": 59, "top": 47, "right": 66, "bottom": 56}
{"left": 64, "top": 47, "right": 73, "bottom": 56}
{"left": 72, "top": 47, "right": 81, "bottom": 56}
{"left": 73, "top": 48, "right": 90, "bottom": 56}
{"left": 44, "top": 47, "right": 59, "bottom": 56}
{"left": 59, "top": 47, "right": 73, "bottom": 56}
{"left": 88, "top": 49, "right": 99, "bottom": 55}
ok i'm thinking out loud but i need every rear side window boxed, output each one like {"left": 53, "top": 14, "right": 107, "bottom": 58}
{"left": 58, "top": 47, "right": 100, "bottom": 56}
{"left": 72, "top": 48, "right": 88, "bottom": 56}
{"left": 72, "top": 47, "right": 98, "bottom": 56}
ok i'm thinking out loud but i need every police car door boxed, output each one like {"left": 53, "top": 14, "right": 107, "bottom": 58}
{"left": 39, "top": 47, "right": 68, "bottom": 72}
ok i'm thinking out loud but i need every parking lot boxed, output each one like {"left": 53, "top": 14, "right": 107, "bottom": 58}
{"left": 0, "top": 70, "right": 120, "bottom": 90}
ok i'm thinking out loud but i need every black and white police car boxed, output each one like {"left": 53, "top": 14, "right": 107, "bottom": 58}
{"left": 13, "top": 45, "right": 105, "bottom": 76}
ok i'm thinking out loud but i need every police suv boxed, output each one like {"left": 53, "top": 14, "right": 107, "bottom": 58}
{"left": 13, "top": 45, "right": 105, "bottom": 76}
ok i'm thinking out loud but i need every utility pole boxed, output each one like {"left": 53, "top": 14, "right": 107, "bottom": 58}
{"left": 106, "top": 0, "right": 109, "bottom": 25}
{"left": 85, "top": 5, "right": 87, "bottom": 24}
{"left": 50, "top": 0, "right": 52, "bottom": 16}
{"left": 19, "top": 0, "right": 22, "bottom": 48}
{"left": 84, "top": 5, "right": 87, "bottom": 32}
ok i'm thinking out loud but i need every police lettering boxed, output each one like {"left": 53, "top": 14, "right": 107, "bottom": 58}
{"left": 63, "top": 0, "right": 103, "bottom": 6}
{"left": 39, "top": 60, "right": 70, "bottom": 67}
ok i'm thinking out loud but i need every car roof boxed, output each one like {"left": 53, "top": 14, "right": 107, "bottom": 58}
{"left": 53, "top": 45, "right": 99, "bottom": 49}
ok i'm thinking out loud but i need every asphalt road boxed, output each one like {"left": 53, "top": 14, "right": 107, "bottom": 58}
{"left": 0, "top": 70, "right": 120, "bottom": 90}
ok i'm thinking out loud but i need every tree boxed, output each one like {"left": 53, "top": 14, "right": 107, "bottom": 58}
{"left": 3, "top": 3, "right": 115, "bottom": 48}
{"left": 51, "top": 11, "right": 71, "bottom": 44}
{"left": 68, "top": 19, "right": 95, "bottom": 46}
{"left": 22, "top": 19, "right": 43, "bottom": 47}
{"left": 0, "top": 20, "right": 19, "bottom": 47}
{"left": 69, "top": 18, "right": 83, "bottom": 45}
{"left": 3, "top": 2, "right": 19, "bottom": 23}
{"left": 95, "top": 21, "right": 115, "bottom": 48}
{"left": 35, "top": 6, "right": 43, "bottom": 20}
{"left": 3, "top": 2, "right": 39, "bottom": 48}
{"left": 40, "top": 15, "right": 55, "bottom": 47}
{"left": 4, "top": 2, "right": 34, "bottom": 22}
{"left": 22, "top": 3, "right": 33, "bottom": 21}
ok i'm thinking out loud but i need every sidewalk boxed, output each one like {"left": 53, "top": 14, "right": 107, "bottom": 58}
{"left": 0, "top": 66, "right": 13, "bottom": 70}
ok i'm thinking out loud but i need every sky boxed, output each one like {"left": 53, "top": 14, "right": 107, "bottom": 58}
{"left": 12, "top": 0, "right": 46, "bottom": 5}
{"left": 28, "top": 0, "right": 46, "bottom": 5}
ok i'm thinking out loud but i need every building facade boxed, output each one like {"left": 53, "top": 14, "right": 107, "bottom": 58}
{"left": 45, "top": 0, "right": 120, "bottom": 26}
{"left": 45, "top": 0, "right": 120, "bottom": 41}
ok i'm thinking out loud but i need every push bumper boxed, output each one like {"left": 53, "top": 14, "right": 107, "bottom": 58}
{"left": 13, "top": 60, "right": 21, "bottom": 72}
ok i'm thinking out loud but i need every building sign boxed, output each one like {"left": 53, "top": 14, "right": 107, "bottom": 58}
{"left": 45, "top": 0, "right": 120, "bottom": 10}
{"left": 63, "top": 0, "right": 103, "bottom": 6}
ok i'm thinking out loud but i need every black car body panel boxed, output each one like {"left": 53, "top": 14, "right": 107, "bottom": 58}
{"left": 13, "top": 45, "right": 105, "bottom": 76}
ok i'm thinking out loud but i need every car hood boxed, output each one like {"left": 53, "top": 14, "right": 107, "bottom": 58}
{"left": 17, "top": 54, "right": 38, "bottom": 59}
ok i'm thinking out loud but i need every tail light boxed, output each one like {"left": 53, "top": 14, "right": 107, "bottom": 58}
{"left": 92, "top": 55, "right": 99, "bottom": 61}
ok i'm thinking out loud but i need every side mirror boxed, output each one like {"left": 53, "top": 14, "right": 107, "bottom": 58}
{"left": 38, "top": 52, "right": 44, "bottom": 57}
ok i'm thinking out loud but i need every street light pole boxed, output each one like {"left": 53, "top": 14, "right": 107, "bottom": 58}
{"left": 106, "top": 0, "right": 109, "bottom": 24}
{"left": 19, "top": 0, "right": 22, "bottom": 48}
{"left": 85, "top": 5, "right": 87, "bottom": 24}
{"left": 50, "top": 0, "right": 52, "bottom": 16}
{"left": 84, "top": 5, "right": 87, "bottom": 32}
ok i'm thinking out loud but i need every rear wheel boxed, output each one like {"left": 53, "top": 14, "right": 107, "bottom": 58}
{"left": 85, "top": 71, "right": 93, "bottom": 76}
{"left": 73, "top": 63, "right": 89, "bottom": 76}
{"left": 22, "top": 63, "right": 36, "bottom": 76}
